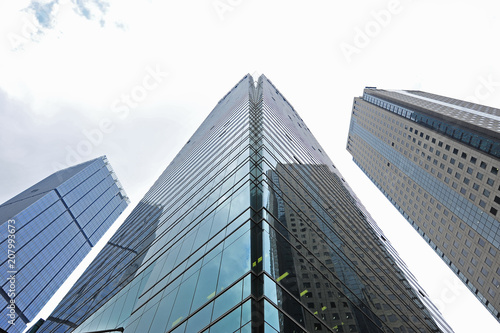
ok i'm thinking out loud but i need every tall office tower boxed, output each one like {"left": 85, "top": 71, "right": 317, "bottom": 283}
{"left": 347, "top": 88, "right": 500, "bottom": 321}
{"left": 40, "top": 75, "right": 451, "bottom": 333}
{"left": 0, "top": 156, "right": 129, "bottom": 333}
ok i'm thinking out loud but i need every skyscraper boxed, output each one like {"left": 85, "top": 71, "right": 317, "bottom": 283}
{"left": 40, "top": 75, "right": 451, "bottom": 332}
{"left": 347, "top": 88, "right": 500, "bottom": 321}
{"left": 0, "top": 156, "right": 129, "bottom": 333}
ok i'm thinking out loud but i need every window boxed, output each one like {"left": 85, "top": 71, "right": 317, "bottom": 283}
{"left": 485, "top": 257, "right": 493, "bottom": 267}
{"left": 474, "top": 248, "right": 482, "bottom": 256}
{"left": 483, "top": 189, "right": 490, "bottom": 197}
{"left": 489, "top": 247, "right": 497, "bottom": 257}
{"left": 470, "top": 156, "right": 477, "bottom": 164}
{"left": 486, "top": 178, "right": 494, "bottom": 186}
{"left": 466, "top": 167, "right": 473, "bottom": 174}
{"left": 471, "top": 257, "right": 478, "bottom": 266}
{"left": 445, "top": 144, "right": 450, "bottom": 151}
{"left": 453, "top": 148, "right": 458, "bottom": 154}
{"left": 477, "top": 276, "right": 485, "bottom": 286}
{"left": 458, "top": 162, "right": 464, "bottom": 169}
{"left": 478, "top": 238, "right": 486, "bottom": 247}
{"left": 480, "top": 161, "right": 487, "bottom": 169}
{"left": 495, "top": 196, "right": 500, "bottom": 205}
{"left": 490, "top": 207, "right": 498, "bottom": 216}
{"left": 476, "top": 172, "right": 484, "bottom": 180}
{"left": 491, "top": 166, "right": 499, "bottom": 175}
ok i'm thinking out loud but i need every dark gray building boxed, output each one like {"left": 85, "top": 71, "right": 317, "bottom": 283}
{"left": 40, "top": 76, "right": 451, "bottom": 332}
{"left": 347, "top": 88, "right": 500, "bottom": 321}
{"left": 0, "top": 156, "right": 129, "bottom": 333}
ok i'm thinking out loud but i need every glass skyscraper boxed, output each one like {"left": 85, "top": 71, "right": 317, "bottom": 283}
{"left": 347, "top": 88, "right": 500, "bottom": 321}
{"left": 40, "top": 76, "right": 451, "bottom": 332}
{"left": 0, "top": 156, "right": 129, "bottom": 333}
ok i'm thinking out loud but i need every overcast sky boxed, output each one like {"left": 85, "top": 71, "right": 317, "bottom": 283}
{"left": 1, "top": 1, "right": 499, "bottom": 332}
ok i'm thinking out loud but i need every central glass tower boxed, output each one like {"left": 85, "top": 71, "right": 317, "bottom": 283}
{"left": 40, "top": 75, "right": 451, "bottom": 332}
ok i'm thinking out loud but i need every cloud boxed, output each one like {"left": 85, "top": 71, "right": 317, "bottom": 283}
{"left": 72, "top": 0, "right": 110, "bottom": 26}
{"left": 28, "top": 0, "right": 58, "bottom": 29}
{"left": 26, "top": 0, "right": 112, "bottom": 32}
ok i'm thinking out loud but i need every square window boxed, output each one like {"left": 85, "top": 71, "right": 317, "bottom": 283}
{"left": 461, "top": 152, "right": 467, "bottom": 159}
{"left": 483, "top": 189, "right": 490, "bottom": 197}
{"left": 464, "top": 177, "right": 470, "bottom": 185}
{"left": 480, "top": 161, "right": 487, "bottom": 169}
{"left": 453, "top": 148, "right": 458, "bottom": 154}
{"left": 495, "top": 196, "right": 500, "bottom": 205}
{"left": 470, "top": 156, "right": 477, "bottom": 164}
{"left": 474, "top": 248, "right": 482, "bottom": 256}
{"left": 450, "top": 158, "right": 456, "bottom": 165}
{"left": 477, "top": 276, "right": 485, "bottom": 286}
{"left": 473, "top": 183, "right": 480, "bottom": 191}
{"left": 471, "top": 257, "right": 478, "bottom": 266}
{"left": 479, "top": 200, "right": 486, "bottom": 208}
{"left": 491, "top": 166, "right": 499, "bottom": 175}
{"left": 467, "top": 167, "right": 473, "bottom": 174}
{"left": 478, "top": 238, "right": 486, "bottom": 247}
{"left": 458, "top": 162, "right": 464, "bottom": 169}
{"left": 489, "top": 247, "right": 497, "bottom": 257}
{"left": 486, "top": 178, "right": 494, "bottom": 186}
{"left": 485, "top": 257, "right": 493, "bottom": 267}
{"left": 491, "top": 207, "right": 498, "bottom": 216}
{"left": 476, "top": 172, "right": 484, "bottom": 180}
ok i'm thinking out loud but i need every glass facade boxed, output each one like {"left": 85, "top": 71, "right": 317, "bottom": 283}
{"left": 347, "top": 88, "right": 500, "bottom": 322}
{"left": 0, "top": 156, "right": 129, "bottom": 333}
{"left": 40, "top": 76, "right": 450, "bottom": 332}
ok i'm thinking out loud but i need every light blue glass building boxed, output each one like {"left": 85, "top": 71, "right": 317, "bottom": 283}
{"left": 0, "top": 156, "right": 129, "bottom": 333}
{"left": 40, "top": 76, "right": 451, "bottom": 332}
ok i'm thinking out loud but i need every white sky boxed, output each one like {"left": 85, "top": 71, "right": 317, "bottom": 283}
{"left": 0, "top": 1, "right": 499, "bottom": 332}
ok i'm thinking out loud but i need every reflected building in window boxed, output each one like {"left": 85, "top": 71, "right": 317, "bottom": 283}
{"left": 40, "top": 76, "right": 451, "bottom": 332}
{"left": 0, "top": 156, "right": 129, "bottom": 333}
{"left": 347, "top": 88, "right": 500, "bottom": 322}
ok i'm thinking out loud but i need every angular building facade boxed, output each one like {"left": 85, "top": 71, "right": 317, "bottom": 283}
{"left": 347, "top": 88, "right": 500, "bottom": 321}
{"left": 40, "top": 76, "right": 451, "bottom": 332}
{"left": 0, "top": 156, "right": 129, "bottom": 333}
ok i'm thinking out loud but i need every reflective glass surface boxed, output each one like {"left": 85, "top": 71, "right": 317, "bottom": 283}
{"left": 0, "top": 156, "right": 128, "bottom": 333}
{"left": 40, "top": 76, "right": 449, "bottom": 333}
